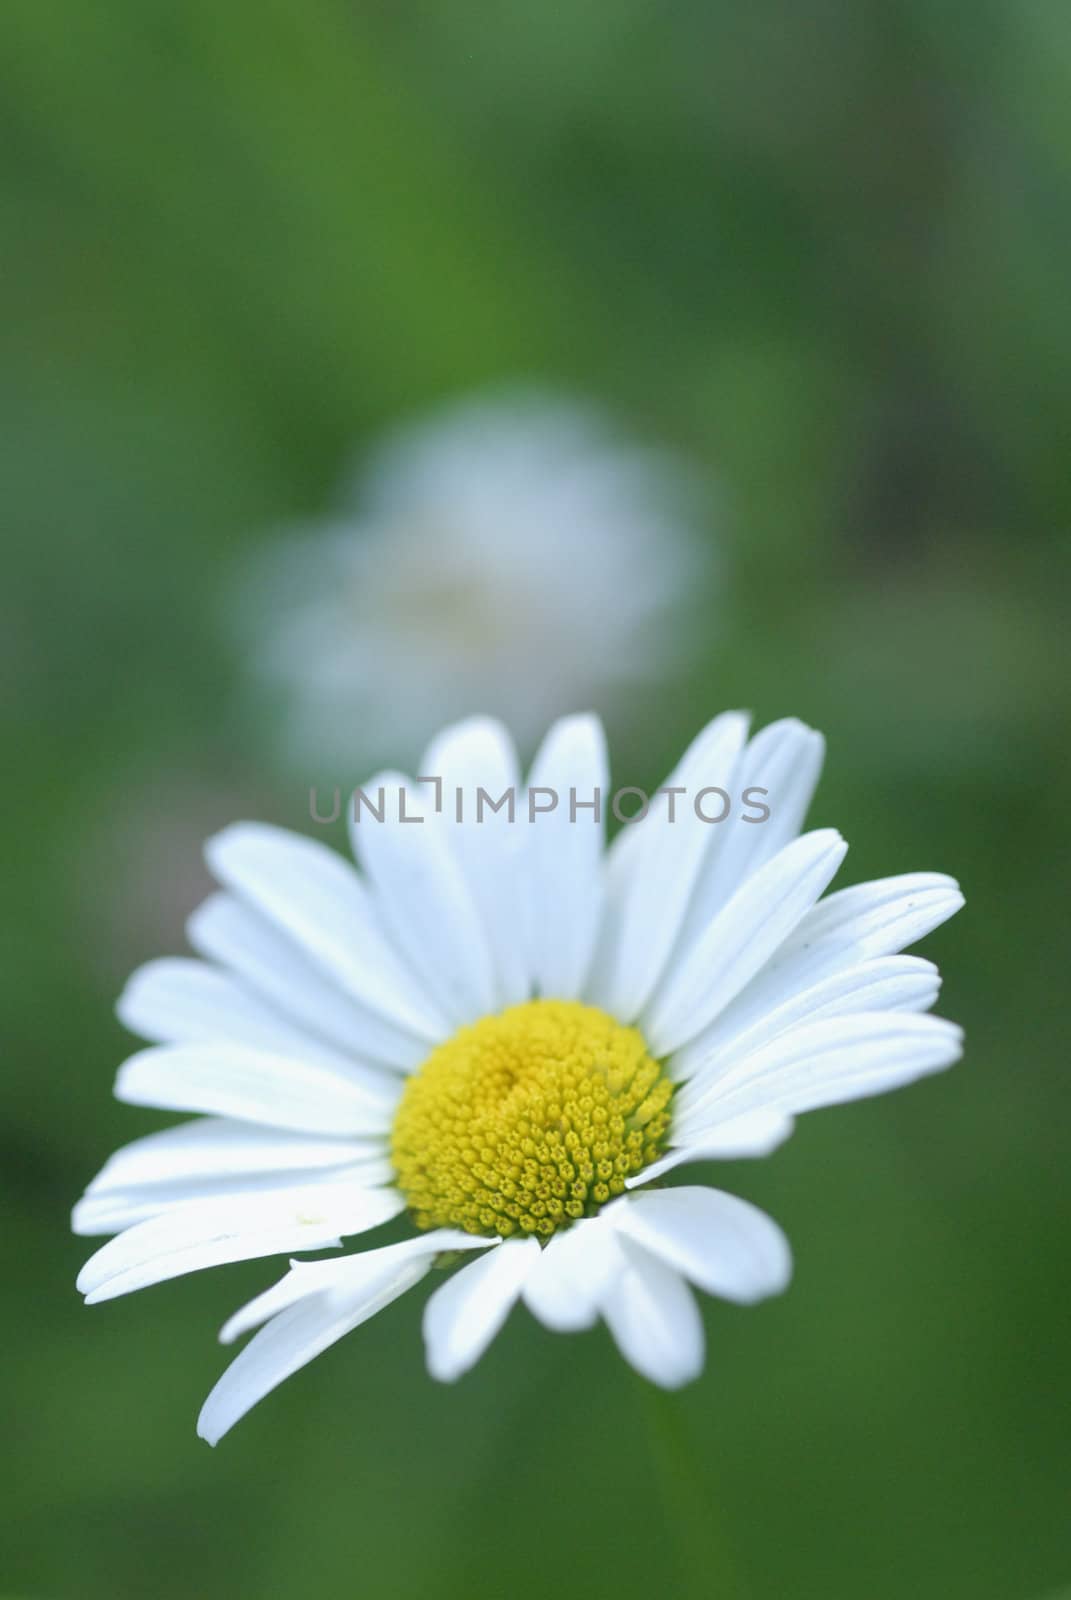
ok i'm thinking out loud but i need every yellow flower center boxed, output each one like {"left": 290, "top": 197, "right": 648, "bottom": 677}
{"left": 391, "top": 999, "right": 673, "bottom": 1239}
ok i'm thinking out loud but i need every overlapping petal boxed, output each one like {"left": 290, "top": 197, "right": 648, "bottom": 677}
{"left": 77, "top": 1180, "right": 405, "bottom": 1303}
{"left": 206, "top": 822, "right": 445, "bottom": 1040}
{"left": 522, "top": 714, "right": 609, "bottom": 1000}
{"left": 198, "top": 1231, "right": 488, "bottom": 1445}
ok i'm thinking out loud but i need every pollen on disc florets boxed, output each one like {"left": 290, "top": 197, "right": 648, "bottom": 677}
{"left": 390, "top": 999, "right": 673, "bottom": 1239}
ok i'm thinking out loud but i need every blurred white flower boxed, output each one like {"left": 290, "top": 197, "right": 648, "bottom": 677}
{"left": 232, "top": 391, "right": 715, "bottom": 768}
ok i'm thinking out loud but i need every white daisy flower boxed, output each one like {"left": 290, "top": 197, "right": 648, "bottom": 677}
{"left": 74, "top": 713, "right": 964, "bottom": 1444}
{"left": 233, "top": 391, "right": 712, "bottom": 765}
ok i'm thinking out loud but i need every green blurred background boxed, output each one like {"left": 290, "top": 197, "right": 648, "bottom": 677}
{"left": 3, "top": 3, "right": 1069, "bottom": 1596}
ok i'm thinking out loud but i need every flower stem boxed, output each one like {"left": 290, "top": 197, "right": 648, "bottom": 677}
{"left": 637, "top": 1380, "right": 750, "bottom": 1600}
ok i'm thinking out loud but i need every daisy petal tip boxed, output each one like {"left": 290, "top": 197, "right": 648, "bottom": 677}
{"left": 928, "top": 876, "right": 966, "bottom": 919}
{"left": 544, "top": 709, "right": 608, "bottom": 761}
{"left": 75, "top": 1254, "right": 102, "bottom": 1298}
{"left": 941, "top": 1020, "right": 966, "bottom": 1060}
{"left": 654, "top": 1359, "right": 704, "bottom": 1392}
{"left": 202, "top": 821, "right": 243, "bottom": 870}
{"left": 629, "top": 1345, "right": 705, "bottom": 1393}
{"left": 765, "top": 712, "right": 809, "bottom": 738}
{"left": 424, "top": 1311, "right": 490, "bottom": 1384}
{"left": 183, "top": 894, "right": 220, "bottom": 946}
{"left": 218, "top": 1319, "right": 243, "bottom": 1348}
{"left": 437, "top": 712, "right": 510, "bottom": 743}
{"left": 202, "top": 820, "right": 280, "bottom": 880}
{"left": 925, "top": 1013, "right": 964, "bottom": 1054}
{"left": 425, "top": 1353, "right": 464, "bottom": 1385}
{"left": 111, "top": 1052, "right": 149, "bottom": 1105}
{"left": 71, "top": 1199, "right": 100, "bottom": 1238}
{"left": 113, "top": 972, "right": 142, "bottom": 1029}
{"left": 576, "top": 709, "right": 608, "bottom": 745}
{"left": 750, "top": 1236, "right": 794, "bottom": 1304}
{"left": 195, "top": 1407, "right": 224, "bottom": 1448}
{"left": 196, "top": 1351, "right": 249, "bottom": 1445}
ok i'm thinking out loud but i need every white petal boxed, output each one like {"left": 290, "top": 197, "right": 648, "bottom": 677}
{"left": 644, "top": 829, "right": 848, "bottom": 1055}
{"left": 598, "top": 1238, "right": 704, "bottom": 1388}
{"left": 115, "top": 1044, "right": 400, "bottom": 1136}
{"left": 423, "top": 1236, "right": 540, "bottom": 1381}
{"left": 672, "top": 876, "right": 963, "bottom": 1087}
{"left": 674, "top": 954, "right": 941, "bottom": 1094}
{"left": 198, "top": 1230, "right": 488, "bottom": 1445}
{"left": 187, "top": 893, "right": 431, "bottom": 1071}
{"left": 521, "top": 1216, "right": 626, "bottom": 1331}
{"left": 627, "top": 1108, "right": 795, "bottom": 1183}
{"left": 523, "top": 714, "right": 609, "bottom": 1001}
{"left": 74, "top": 1116, "right": 389, "bottom": 1235}
{"left": 607, "top": 1187, "right": 792, "bottom": 1303}
{"left": 200, "top": 1281, "right": 417, "bottom": 1446}
{"left": 680, "top": 718, "right": 825, "bottom": 942}
{"left": 673, "top": 1012, "right": 964, "bottom": 1142}
{"left": 586, "top": 713, "right": 749, "bottom": 1020}
{"left": 349, "top": 772, "right": 499, "bottom": 1027}
{"left": 205, "top": 823, "right": 446, "bottom": 1040}
{"left": 117, "top": 958, "right": 404, "bottom": 1087}
{"left": 82, "top": 1117, "right": 381, "bottom": 1196}
{"left": 77, "top": 1181, "right": 405, "bottom": 1302}
{"left": 72, "top": 1158, "right": 395, "bottom": 1236}
{"left": 419, "top": 717, "right": 531, "bottom": 1009}
{"left": 771, "top": 872, "right": 964, "bottom": 987}
{"left": 219, "top": 1229, "right": 486, "bottom": 1343}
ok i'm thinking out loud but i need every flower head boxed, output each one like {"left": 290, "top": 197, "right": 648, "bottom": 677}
{"left": 232, "top": 391, "right": 713, "bottom": 765}
{"left": 74, "top": 713, "right": 964, "bottom": 1443}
